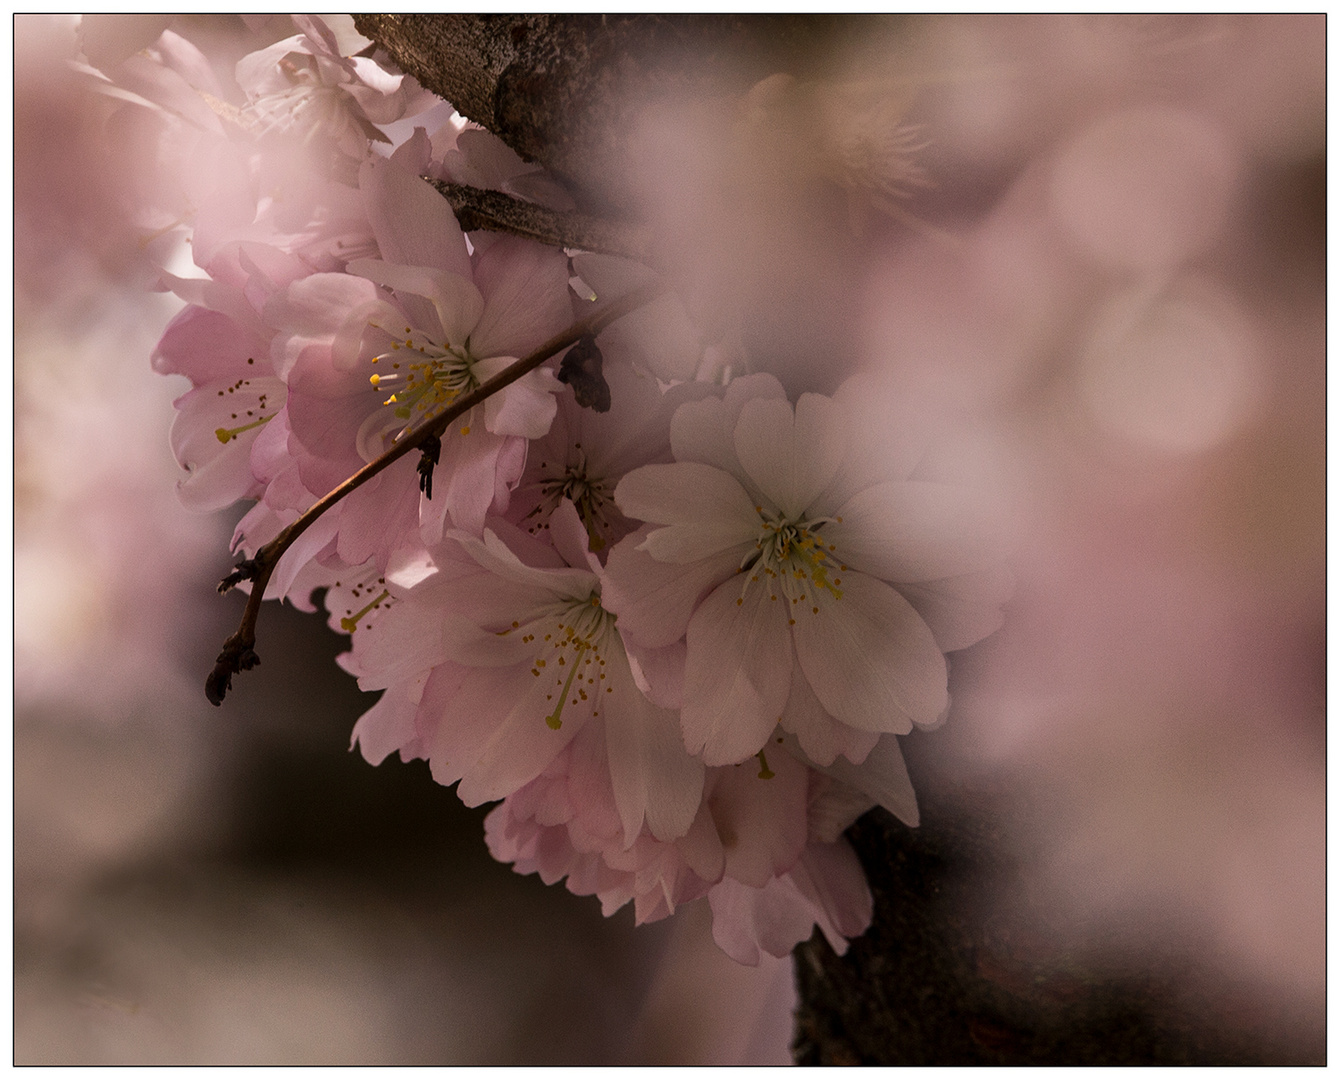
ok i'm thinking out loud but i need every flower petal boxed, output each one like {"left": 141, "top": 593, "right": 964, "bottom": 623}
{"left": 615, "top": 462, "right": 759, "bottom": 563}
{"left": 792, "top": 572, "right": 947, "bottom": 733}
{"left": 346, "top": 258, "right": 483, "bottom": 347}
{"left": 469, "top": 235, "right": 574, "bottom": 360}
{"left": 361, "top": 151, "right": 472, "bottom": 280}
{"left": 809, "top": 733, "right": 919, "bottom": 828}
{"left": 682, "top": 578, "right": 794, "bottom": 765}
{"left": 669, "top": 372, "right": 788, "bottom": 483}
{"left": 601, "top": 529, "right": 745, "bottom": 649}
{"left": 734, "top": 392, "right": 846, "bottom": 519}
{"left": 707, "top": 749, "right": 809, "bottom": 887}
{"left": 604, "top": 640, "right": 705, "bottom": 846}
{"left": 778, "top": 659, "right": 880, "bottom": 767}
{"left": 899, "top": 566, "right": 1013, "bottom": 653}
{"left": 825, "top": 480, "right": 1003, "bottom": 584}
{"left": 476, "top": 360, "right": 562, "bottom": 440}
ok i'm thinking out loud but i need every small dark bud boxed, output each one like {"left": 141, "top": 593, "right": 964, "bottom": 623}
{"left": 205, "top": 643, "right": 261, "bottom": 706}
{"left": 418, "top": 433, "right": 443, "bottom": 500}
{"left": 205, "top": 665, "right": 232, "bottom": 707}
{"left": 557, "top": 335, "right": 611, "bottom": 412}
{"left": 218, "top": 555, "right": 263, "bottom": 595}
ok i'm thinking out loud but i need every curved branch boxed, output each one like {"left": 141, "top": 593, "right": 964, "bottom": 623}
{"left": 206, "top": 279, "right": 667, "bottom": 705}
{"left": 428, "top": 179, "right": 654, "bottom": 264}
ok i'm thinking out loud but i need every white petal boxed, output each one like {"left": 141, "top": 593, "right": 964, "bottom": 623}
{"left": 451, "top": 526, "right": 597, "bottom": 602}
{"left": 360, "top": 152, "right": 472, "bottom": 280}
{"left": 899, "top": 566, "right": 1013, "bottom": 653}
{"left": 601, "top": 531, "right": 744, "bottom": 649}
{"left": 734, "top": 393, "right": 845, "bottom": 519}
{"left": 813, "top": 734, "right": 919, "bottom": 828}
{"left": 468, "top": 235, "right": 574, "bottom": 360}
{"left": 707, "top": 748, "right": 809, "bottom": 887}
{"left": 478, "top": 362, "right": 561, "bottom": 440}
{"left": 789, "top": 840, "right": 874, "bottom": 950}
{"left": 615, "top": 461, "right": 758, "bottom": 527}
{"left": 792, "top": 572, "right": 947, "bottom": 733}
{"left": 805, "top": 776, "right": 877, "bottom": 844}
{"left": 453, "top": 663, "right": 588, "bottom": 805}
{"left": 604, "top": 642, "right": 705, "bottom": 846}
{"left": 779, "top": 660, "right": 880, "bottom": 767}
{"left": 682, "top": 579, "right": 793, "bottom": 765}
{"left": 669, "top": 373, "right": 788, "bottom": 483}
{"left": 825, "top": 481, "right": 1002, "bottom": 584}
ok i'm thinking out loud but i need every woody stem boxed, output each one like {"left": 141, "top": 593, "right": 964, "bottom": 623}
{"left": 205, "top": 279, "right": 666, "bottom": 705}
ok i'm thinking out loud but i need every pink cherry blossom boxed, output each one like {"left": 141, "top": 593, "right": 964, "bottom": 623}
{"left": 261, "top": 136, "right": 574, "bottom": 571}
{"left": 235, "top": 16, "right": 434, "bottom": 161}
{"left": 507, "top": 360, "right": 715, "bottom": 553}
{"left": 345, "top": 502, "right": 706, "bottom": 847}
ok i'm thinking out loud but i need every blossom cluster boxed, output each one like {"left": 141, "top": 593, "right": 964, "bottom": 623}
{"left": 93, "top": 16, "right": 1007, "bottom": 964}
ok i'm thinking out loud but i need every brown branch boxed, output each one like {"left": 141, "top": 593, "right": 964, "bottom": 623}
{"left": 206, "top": 279, "right": 667, "bottom": 705}
{"left": 428, "top": 179, "right": 654, "bottom": 264}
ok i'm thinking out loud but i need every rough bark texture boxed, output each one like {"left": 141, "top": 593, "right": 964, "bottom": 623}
{"left": 426, "top": 179, "right": 653, "bottom": 264}
{"left": 353, "top": 15, "right": 1318, "bottom": 1065}
{"left": 356, "top": 14, "right": 903, "bottom": 216}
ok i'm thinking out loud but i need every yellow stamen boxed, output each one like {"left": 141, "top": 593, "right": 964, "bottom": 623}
{"left": 340, "top": 589, "right": 390, "bottom": 633}
{"left": 215, "top": 414, "right": 274, "bottom": 444}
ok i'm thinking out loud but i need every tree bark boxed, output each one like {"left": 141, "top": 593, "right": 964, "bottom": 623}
{"left": 355, "top": 14, "right": 897, "bottom": 217}
{"left": 353, "top": 15, "right": 1313, "bottom": 1065}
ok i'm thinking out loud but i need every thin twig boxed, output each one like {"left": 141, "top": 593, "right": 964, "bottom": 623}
{"left": 427, "top": 179, "right": 655, "bottom": 264}
{"left": 206, "top": 279, "right": 666, "bottom": 704}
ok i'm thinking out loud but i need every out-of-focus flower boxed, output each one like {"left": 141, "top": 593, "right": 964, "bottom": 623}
{"left": 235, "top": 15, "right": 434, "bottom": 161}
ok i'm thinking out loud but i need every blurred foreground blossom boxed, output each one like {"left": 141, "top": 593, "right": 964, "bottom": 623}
{"left": 19, "top": 12, "right": 1323, "bottom": 1064}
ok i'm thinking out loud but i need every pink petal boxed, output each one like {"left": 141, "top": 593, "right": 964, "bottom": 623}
{"left": 361, "top": 151, "right": 472, "bottom": 280}
{"left": 682, "top": 579, "right": 794, "bottom": 765}
{"left": 669, "top": 373, "right": 788, "bottom": 482}
{"left": 351, "top": 686, "right": 421, "bottom": 766}
{"left": 346, "top": 258, "right": 484, "bottom": 347}
{"left": 469, "top": 235, "right": 574, "bottom": 360}
{"left": 603, "top": 643, "right": 705, "bottom": 845}
{"left": 899, "top": 566, "right": 1013, "bottom": 653}
{"left": 615, "top": 462, "right": 759, "bottom": 556}
{"left": 779, "top": 659, "right": 880, "bottom": 767}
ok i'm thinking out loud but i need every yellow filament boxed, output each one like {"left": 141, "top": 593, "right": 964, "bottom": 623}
{"left": 340, "top": 589, "right": 390, "bottom": 633}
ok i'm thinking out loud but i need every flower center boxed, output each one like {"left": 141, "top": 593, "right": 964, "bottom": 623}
{"left": 243, "top": 59, "right": 332, "bottom": 133}
{"left": 330, "top": 569, "right": 394, "bottom": 634}
{"left": 356, "top": 324, "right": 482, "bottom": 460}
{"left": 530, "top": 443, "right": 615, "bottom": 549}
{"left": 369, "top": 324, "right": 478, "bottom": 421}
{"left": 498, "top": 593, "right": 618, "bottom": 730}
{"left": 738, "top": 509, "right": 845, "bottom": 622}
{"left": 214, "top": 375, "right": 277, "bottom": 444}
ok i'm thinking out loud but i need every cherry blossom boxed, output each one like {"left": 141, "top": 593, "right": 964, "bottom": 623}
{"left": 119, "top": 14, "right": 1020, "bottom": 974}
{"left": 347, "top": 502, "right": 705, "bottom": 847}
{"left": 605, "top": 372, "right": 1006, "bottom": 767}
{"left": 260, "top": 133, "right": 573, "bottom": 571}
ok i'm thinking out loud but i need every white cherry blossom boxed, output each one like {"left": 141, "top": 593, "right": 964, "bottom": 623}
{"left": 605, "top": 373, "right": 1006, "bottom": 768}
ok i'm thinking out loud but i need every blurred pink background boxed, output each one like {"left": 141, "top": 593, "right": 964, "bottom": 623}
{"left": 15, "top": 14, "right": 1325, "bottom": 1063}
